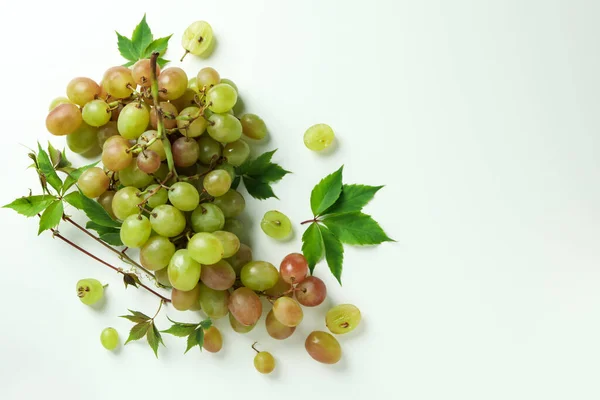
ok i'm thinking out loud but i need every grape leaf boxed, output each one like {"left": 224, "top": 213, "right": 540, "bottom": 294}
{"left": 37, "top": 143, "right": 63, "bottom": 194}
{"left": 116, "top": 15, "right": 172, "bottom": 67}
{"left": 157, "top": 57, "right": 170, "bottom": 68}
{"left": 63, "top": 191, "right": 84, "bottom": 210}
{"left": 324, "top": 184, "right": 383, "bottom": 215}
{"left": 199, "top": 319, "right": 212, "bottom": 329}
{"left": 131, "top": 14, "right": 153, "bottom": 57}
{"left": 243, "top": 176, "right": 277, "bottom": 200}
{"left": 38, "top": 200, "right": 63, "bottom": 235}
{"left": 162, "top": 324, "right": 197, "bottom": 337}
{"left": 61, "top": 161, "right": 99, "bottom": 193}
{"left": 99, "top": 232, "right": 123, "bottom": 246}
{"left": 79, "top": 191, "right": 121, "bottom": 228}
{"left": 125, "top": 321, "right": 151, "bottom": 344}
{"left": 85, "top": 221, "right": 122, "bottom": 246}
{"left": 120, "top": 309, "right": 151, "bottom": 323}
{"left": 235, "top": 150, "right": 291, "bottom": 200}
{"left": 146, "top": 322, "right": 164, "bottom": 358}
{"left": 323, "top": 212, "right": 394, "bottom": 245}
{"left": 301, "top": 222, "right": 324, "bottom": 274}
{"left": 310, "top": 166, "right": 343, "bottom": 216}
{"left": 185, "top": 328, "right": 205, "bottom": 354}
{"left": 116, "top": 32, "right": 137, "bottom": 62}
{"left": 143, "top": 35, "right": 172, "bottom": 58}
{"left": 3, "top": 195, "right": 56, "bottom": 217}
{"left": 319, "top": 225, "right": 344, "bottom": 285}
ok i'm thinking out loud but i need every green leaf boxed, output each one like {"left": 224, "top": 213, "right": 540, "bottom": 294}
{"left": 116, "top": 31, "right": 138, "bottom": 61}
{"left": 324, "top": 184, "right": 384, "bottom": 215}
{"left": 123, "top": 60, "right": 136, "bottom": 67}
{"left": 184, "top": 328, "right": 202, "bottom": 354}
{"left": 162, "top": 324, "right": 197, "bottom": 337}
{"left": 243, "top": 150, "right": 276, "bottom": 175}
{"left": 38, "top": 200, "right": 63, "bottom": 235}
{"left": 85, "top": 221, "right": 123, "bottom": 246}
{"left": 63, "top": 191, "right": 84, "bottom": 210}
{"left": 123, "top": 272, "right": 141, "bottom": 289}
{"left": 260, "top": 163, "right": 292, "bottom": 183}
{"left": 79, "top": 191, "right": 121, "bottom": 228}
{"left": 3, "top": 195, "right": 56, "bottom": 217}
{"left": 310, "top": 166, "right": 343, "bottom": 216}
{"left": 195, "top": 327, "right": 205, "bottom": 350}
{"left": 120, "top": 309, "right": 151, "bottom": 323}
{"left": 242, "top": 176, "right": 277, "bottom": 200}
{"left": 319, "top": 225, "right": 344, "bottom": 284}
{"left": 131, "top": 14, "right": 153, "bottom": 57}
{"left": 62, "top": 161, "right": 99, "bottom": 193}
{"left": 125, "top": 321, "right": 151, "bottom": 344}
{"left": 59, "top": 148, "right": 72, "bottom": 169}
{"left": 146, "top": 322, "right": 163, "bottom": 358}
{"left": 157, "top": 58, "right": 170, "bottom": 68}
{"left": 85, "top": 221, "right": 117, "bottom": 236}
{"left": 236, "top": 150, "right": 290, "bottom": 200}
{"left": 99, "top": 232, "right": 123, "bottom": 246}
{"left": 302, "top": 222, "right": 324, "bottom": 274}
{"left": 322, "top": 212, "right": 394, "bottom": 245}
{"left": 37, "top": 143, "right": 63, "bottom": 193}
{"left": 199, "top": 319, "right": 212, "bottom": 330}
{"left": 166, "top": 315, "right": 200, "bottom": 327}
{"left": 47, "top": 142, "right": 62, "bottom": 168}
{"left": 143, "top": 35, "right": 172, "bottom": 58}
{"left": 231, "top": 176, "right": 241, "bottom": 190}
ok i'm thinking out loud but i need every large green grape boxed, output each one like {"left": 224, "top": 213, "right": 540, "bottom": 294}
{"left": 168, "top": 249, "right": 202, "bottom": 291}
{"left": 198, "top": 283, "right": 229, "bottom": 319}
{"left": 76, "top": 278, "right": 104, "bottom": 306}
{"left": 118, "top": 162, "right": 153, "bottom": 188}
{"left": 207, "top": 113, "right": 242, "bottom": 143}
{"left": 206, "top": 83, "right": 237, "bottom": 113}
{"left": 190, "top": 203, "right": 225, "bottom": 232}
{"left": 305, "top": 331, "right": 342, "bottom": 364}
{"left": 168, "top": 182, "right": 200, "bottom": 211}
{"left": 120, "top": 214, "right": 151, "bottom": 248}
{"left": 260, "top": 210, "right": 292, "bottom": 240}
{"left": 223, "top": 140, "right": 250, "bottom": 166}
{"left": 240, "top": 261, "right": 279, "bottom": 291}
{"left": 82, "top": 99, "right": 111, "bottom": 127}
{"left": 112, "top": 186, "right": 141, "bottom": 221}
{"left": 140, "top": 236, "right": 175, "bottom": 271}
{"left": 240, "top": 114, "right": 267, "bottom": 140}
{"left": 177, "top": 107, "right": 207, "bottom": 138}
{"left": 212, "top": 231, "right": 240, "bottom": 258}
{"left": 118, "top": 103, "right": 150, "bottom": 140}
{"left": 100, "top": 327, "right": 119, "bottom": 350}
{"left": 197, "top": 135, "right": 222, "bottom": 165}
{"left": 212, "top": 190, "right": 245, "bottom": 218}
{"left": 142, "top": 184, "right": 168, "bottom": 208}
{"left": 326, "top": 304, "right": 361, "bottom": 334}
{"left": 188, "top": 232, "right": 224, "bottom": 264}
{"left": 150, "top": 205, "right": 186, "bottom": 237}
{"left": 203, "top": 170, "right": 232, "bottom": 197}
{"left": 303, "top": 123, "right": 335, "bottom": 151}
{"left": 67, "top": 122, "right": 98, "bottom": 154}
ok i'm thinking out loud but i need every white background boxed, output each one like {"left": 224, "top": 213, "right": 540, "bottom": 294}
{"left": 0, "top": 0, "right": 599, "bottom": 399}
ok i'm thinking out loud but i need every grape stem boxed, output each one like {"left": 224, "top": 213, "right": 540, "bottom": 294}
{"left": 251, "top": 342, "right": 260, "bottom": 353}
{"left": 300, "top": 218, "right": 320, "bottom": 225}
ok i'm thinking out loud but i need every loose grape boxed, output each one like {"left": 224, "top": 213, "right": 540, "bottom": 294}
{"left": 112, "top": 186, "right": 141, "bottom": 220}
{"left": 197, "top": 135, "right": 222, "bottom": 165}
{"left": 304, "top": 123, "right": 335, "bottom": 151}
{"left": 100, "top": 327, "right": 119, "bottom": 351}
{"left": 202, "top": 326, "right": 223, "bottom": 353}
{"left": 155, "top": 267, "right": 171, "bottom": 287}
{"left": 102, "top": 66, "right": 135, "bottom": 99}
{"left": 198, "top": 283, "right": 230, "bottom": 319}
{"left": 228, "top": 287, "right": 262, "bottom": 326}
{"left": 150, "top": 102, "right": 178, "bottom": 130}
{"left": 305, "top": 331, "right": 342, "bottom": 364}
{"left": 102, "top": 136, "right": 132, "bottom": 171}
{"left": 98, "top": 190, "right": 117, "bottom": 219}
{"left": 190, "top": 203, "right": 225, "bottom": 233}
{"left": 168, "top": 182, "right": 200, "bottom": 211}
{"left": 207, "top": 113, "right": 242, "bottom": 143}
{"left": 229, "top": 313, "right": 256, "bottom": 334}
{"left": 172, "top": 137, "right": 200, "bottom": 167}
{"left": 223, "top": 218, "right": 247, "bottom": 243}
{"left": 295, "top": 276, "right": 327, "bottom": 307}
{"left": 67, "top": 77, "right": 100, "bottom": 106}
{"left": 132, "top": 59, "right": 160, "bottom": 87}
{"left": 82, "top": 99, "right": 111, "bottom": 127}
{"left": 181, "top": 21, "right": 214, "bottom": 58}
{"left": 254, "top": 351, "right": 275, "bottom": 374}
{"left": 266, "top": 310, "right": 296, "bottom": 340}
{"left": 272, "top": 297, "right": 303, "bottom": 327}
{"left": 223, "top": 140, "right": 250, "bottom": 166}
{"left": 188, "top": 232, "right": 224, "bottom": 264}
{"left": 136, "top": 150, "right": 161, "bottom": 174}
{"left": 226, "top": 243, "right": 253, "bottom": 276}
{"left": 240, "top": 114, "right": 267, "bottom": 140}
{"left": 212, "top": 231, "right": 240, "bottom": 258}
{"left": 76, "top": 278, "right": 104, "bottom": 305}
{"left": 203, "top": 170, "right": 232, "bottom": 197}
{"left": 46, "top": 103, "right": 82, "bottom": 136}
{"left": 97, "top": 121, "right": 119, "bottom": 147}
{"left": 264, "top": 275, "right": 292, "bottom": 298}
{"left": 200, "top": 260, "right": 236, "bottom": 290}
{"left": 118, "top": 103, "right": 150, "bottom": 140}
{"left": 261, "top": 210, "right": 292, "bottom": 240}
{"left": 280, "top": 253, "right": 309, "bottom": 284}
{"left": 49, "top": 96, "right": 73, "bottom": 111}
{"left": 158, "top": 67, "right": 188, "bottom": 100}
{"left": 206, "top": 83, "right": 237, "bottom": 113}
{"left": 67, "top": 122, "right": 98, "bottom": 154}
{"left": 171, "top": 89, "right": 198, "bottom": 112}
{"left": 168, "top": 249, "right": 202, "bottom": 291}
{"left": 118, "top": 161, "right": 153, "bottom": 188}
{"left": 138, "top": 130, "right": 167, "bottom": 160}
{"left": 77, "top": 167, "right": 109, "bottom": 198}
{"left": 326, "top": 304, "right": 361, "bottom": 334}
{"left": 177, "top": 106, "right": 207, "bottom": 137}
{"left": 240, "top": 261, "right": 279, "bottom": 291}
{"left": 140, "top": 236, "right": 176, "bottom": 271}
{"left": 150, "top": 205, "right": 186, "bottom": 237}
{"left": 120, "top": 214, "right": 151, "bottom": 248}
{"left": 171, "top": 283, "right": 201, "bottom": 311}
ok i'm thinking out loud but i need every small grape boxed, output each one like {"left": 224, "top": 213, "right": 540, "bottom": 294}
{"left": 203, "top": 170, "right": 232, "bottom": 197}
{"left": 168, "top": 249, "right": 202, "bottom": 291}
{"left": 49, "top": 96, "right": 73, "bottom": 111}
{"left": 181, "top": 21, "right": 214, "bottom": 58}
{"left": 76, "top": 278, "right": 104, "bottom": 306}
{"left": 119, "top": 161, "right": 153, "bottom": 188}
{"left": 112, "top": 186, "right": 141, "bottom": 220}
{"left": 198, "top": 283, "right": 230, "bottom": 319}
{"left": 202, "top": 326, "right": 223, "bottom": 353}
{"left": 304, "top": 123, "right": 335, "bottom": 151}
{"left": 264, "top": 275, "right": 292, "bottom": 298}
{"left": 118, "top": 103, "right": 150, "bottom": 140}
{"left": 140, "top": 236, "right": 175, "bottom": 271}
{"left": 150, "top": 205, "right": 186, "bottom": 237}
{"left": 158, "top": 67, "right": 188, "bottom": 100}
{"left": 142, "top": 184, "right": 168, "bottom": 208}
{"left": 120, "top": 214, "right": 151, "bottom": 248}
{"left": 212, "top": 231, "right": 240, "bottom": 258}
{"left": 172, "top": 137, "right": 200, "bottom": 167}
{"left": 228, "top": 287, "right": 262, "bottom": 326}
{"left": 100, "top": 327, "right": 119, "bottom": 351}
{"left": 150, "top": 102, "right": 178, "bottom": 130}
{"left": 98, "top": 190, "right": 117, "bottom": 219}
{"left": 67, "top": 77, "right": 100, "bottom": 106}
{"left": 168, "top": 182, "right": 200, "bottom": 211}
{"left": 280, "top": 253, "right": 309, "bottom": 284}
{"left": 97, "top": 121, "right": 119, "bottom": 147}
{"left": 266, "top": 310, "right": 296, "bottom": 340}
{"left": 229, "top": 313, "right": 256, "bottom": 334}
{"left": 82, "top": 99, "right": 111, "bottom": 127}
{"left": 138, "top": 130, "right": 167, "bottom": 160}
{"left": 240, "top": 114, "right": 267, "bottom": 140}
{"left": 190, "top": 203, "right": 225, "bottom": 232}
{"left": 46, "top": 103, "right": 82, "bottom": 136}
{"left": 305, "top": 331, "right": 342, "bottom": 364}
{"left": 240, "top": 261, "right": 279, "bottom": 291}
{"left": 177, "top": 107, "right": 207, "bottom": 138}
{"left": 253, "top": 349, "right": 275, "bottom": 374}
{"left": 261, "top": 210, "right": 292, "bottom": 240}
{"left": 295, "top": 276, "right": 327, "bottom": 307}
{"left": 206, "top": 83, "right": 237, "bottom": 113}
{"left": 102, "top": 66, "right": 135, "bottom": 99}
{"left": 171, "top": 283, "right": 201, "bottom": 311}
{"left": 136, "top": 150, "right": 161, "bottom": 174}
{"left": 200, "top": 260, "right": 236, "bottom": 290}
{"left": 132, "top": 59, "right": 160, "bottom": 87}
{"left": 196, "top": 67, "right": 220, "bottom": 90}
{"left": 154, "top": 267, "right": 171, "bottom": 287}
{"left": 226, "top": 243, "right": 253, "bottom": 276}
{"left": 326, "top": 304, "right": 361, "bottom": 334}
{"left": 67, "top": 122, "right": 98, "bottom": 154}
{"left": 102, "top": 136, "right": 132, "bottom": 171}
{"left": 223, "top": 140, "right": 250, "bottom": 166}
{"left": 77, "top": 167, "right": 109, "bottom": 198}
{"left": 197, "top": 135, "right": 222, "bottom": 165}
{"left": 272, "top": 297, "right": 303, "bottom": 327}
{"left": 188, "top": 232, "right": 224, "bottom": 265}
{"left": 207, "top": 113, "right": 242, "bottom": 143}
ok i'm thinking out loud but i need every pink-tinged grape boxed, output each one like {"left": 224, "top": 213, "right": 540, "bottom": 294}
{"left": 181, "top": 21, "right": 214, "bottom": 57}
{"left": 67, "top": 77, "right": 100, "bottom": 106}
{"left": 97, "top": 121, "right": 119, "bottom": 147}
{"left": 76, "top": 278, "right": 104, "bottom": 306}
{"left": 240, "top": 114, "right": 267, "bottom": 140}
{"left": 168, "top": 249, "right": 202, "bottom": 291}
{"left": 111, "top": 186, "right": 141, "bottom": 220}
{"left": 203, "top": 170, "right": 232, "bottom": 197}
{"left": 305, "top": 331, "right": 342, "bottom": 364}
{"left": 120, "top": 214, "right": 151, "bottom": 248}
{"left": 46, "top": 103, "right": 82, "bottom": 136}
{"left": 303, "top": 123, "right": 335, "bottom": 151}
{"left": 150, "top": 205, "right": 186, "bottom": 237}
{"left": 254, "top": 350, "right": 275, "bottom": 374}
{"left": 223, "top": 218, "right": 247, "bottom": 243}
{"left": 296, "top": 276, "right": 327, "bottom": 307}
{"left": 98, "top": 190, "right": 117, "bottom": 219}
{"left": 241, "top": 261, "right": 279, "bottom": 291}
{"left": 229, "top": 313, "right": 256, "bottom": 334}
{"left": 272, "top": 297, "right": 303, "bottom": 327}
{"left": 197, "top": 135, "right": 222, "bottom": 165}
{"left": 264, "top": 275, "right": 292, "bottom": 298}
{"left": 155, "top": 267, "right": 171, "bottom": 287}
{"left": 326, "top": 304, "right": 361, "bottom": 334}
{"left": 177, "top": 106, "right": 207, "bottom": 137}
{"left": 228, "top": 287, "right": 262, "bottom": 326}
{"left": 206, "top": 83, "right": 237, "bottom": 113}
{"left": 280, "top": 253, "right": 309, "bottom": 284}
{"left": 261, "top": 210, "right": 292, "bottom": 240}
{"left": 150, "top": 102, "right": 178, "bottom": 130}
{"left": 168, "top": 182, "right": 199, "bottom": 211}
{"left": 100, "top": 327, "right": 119, "bottom": 350}
{"left": 200, "top": 260, "right": 236, "bottom": 290}
{"left": 207, "top": 113, "right": 242, "bottom": 143}
{"left": 82, "top": 99, "right": 111, "bottom": 127}
{"left": 140, "top": 236, "right": 175, "bottom": 271}
{"left": 171, "top": 283, "right": 201, "bottom": 311}
{"left": 188, "top": 232, "right": 224, "bottom": 264}
{"left": 198, "top": 283, "right": 230, "bottom": 319}
{"left": 212, "top": 231, "right": 240, "bottom": 258}
{"left": 102, "top": 66, "right": 135, "bottom": 99}
{"left": 137, "top": 130, "right": 166, "bottom": 160}
{"left": 158, "top": 67, "right": 188, "bottom": 100}
{"left": 223, "top": 140, "right": 250, "bottom": 166}
{"left": 67, "top": 122, "right": 98, "bottom": 154}
{"left": 136, "top": 150, "right": 161, "bottom": 174}
{"left": 132, "top": 59, "right": 160, "bottom": 87}
{"left": 171, "top": 89, "right": 198, "bottom": 112}
{"left": 203, "top": 326, "right": 223, "bottom": 353}
{"left": 118, "top": 103, "right": 150, "bottom": 140}
{"left": 118, "top": 161, "right": 153, "bottom": 188}
{"left": 142, "top": 184, "right": 168, "bottom": 208}
{"left": 190, "top": 203, "right": 225, "bottom": 233}
{"left": 266, "top": 310, "right": 296, "bottom": 340}
{"left": 197, "top": 67, "right": 220, "bottom": 90}
{"left": 172, "top": 137, "right": 200, "bottom": 167}
{"left": 226, "top": 243, "right": 252, "bottom": 276}
{"left": 49, "top": 96, "right": 73, "bottom": 111}
{"left": 77, "top": 167, "right": 109, "bottom": 198}
{"left": 102, "top": 136, "right": 132, "bottom": 171}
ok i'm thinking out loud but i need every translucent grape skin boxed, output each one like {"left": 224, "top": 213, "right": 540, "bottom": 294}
{"left": 326, "top": 304, "right": 361, "bottom": 334}
{"left": 140, "top": 236, "right": 176, "bottom": 271}
{"left": 264, "top": 275, "right": 292, "bottom": 298}
{"left": 241, "top": 261, "right": 279, "bottom": 291}
{"left": 213, "top": 190, "right": 245, "bottom": 218}
{"left": 98, "top": 190, "right": 117, "bottom": 219}
{"left": 136, "top": 150, "right": 161, "bottom": 174}
{"left": 67, "top": 77, "right": 100, "bottom": 106}
{"left": 46, "top": 103, "right": 82, "bottom": 136}
{"left": 82, "top": 99, "right": 111, "bottom": 127}
{"left": 197, "top": 135, "right": 222, "bottom": 165}
{"left": 261, "top": 210, "right": 292, "bottom": 240}
{"left": 228, "top": 287, "right": 262, "bottom": 326}
{"left": 206, "top": 83, "right": 237, "bottom": 113}
{"left": 67, "top": 122, "right": 99, "bottom": 154}
{"left": 168, "top": 182, "right": 200, "bottom": 211}
{"left": 181, "top": 21, "right": 214, "bottom": 58}
{"left": 280, "top": 253, "right": 309, "bottom": 284}
{"left": 295, "top": 276, "right": 327, "bottom": 307}
{"left": 266, "top": 310, "right": 296, "bottom": 340}
{"left": 198, "top": 283, "right": 230, "bottom": 319}
{"left": 305, "top": 331, "right": 342, "bottom": 364}
{"left": 171, "top": 283, "right": 201, "bottom": 311}
{"left": 112, "top": 186, "right": 141, "bottom": 220}
{"left": 76, "top": 278, "right": 104, "bottom": 306}
{"left": 100, "top": 327, "right": 119, "bottom": 351}
{"left": 102, "top": 136, "right": 133, "bottom": 171}
{"left": 254, "top": 350, "right": 275, "bottom": 374}
{"left": 207, "top": 113, "right": 242, "bottom": 143}
{"left": 226, "top": 243, "right": 253, "bottom": 276}
{"left": 190, "top": 203, "right": 225, "bottom": 233}
{"left": 188, "top": 232, "right": 224, "bottom": 265}
{"left": 172, "top": 137, "right": 200, "bottom": 167}
{"left": 272, "top": 297, "right": 303, "bottom": 327}
{"left": 203, "top": 326, "right": 223, "bottom": 353}
{"left": 240, "top": 114, "right": 267, "bottom": 140}
{"left": 150, "top": 102, "right": 178, "bottom": 130}
{"left": 304, "top": 123, "right": 335, "bottom": 151}
{"left": 158, "top": 67, "right": 188, "bottom": 100}
{"left": 223, "top": 140, "right": 250, "bottom": 166}
{"left": 132, "top": 59, "right": 160, "bottom": 87}
{"left": 77, "top": 167, "right": 109, "bottom": 198}
{"left": 150, "top": 205, "right": 186, "bottom": 237}
{"left": 118, "top": 103, "right": 150, "bottom": 140}
{"left": 212, "top": 231, "right": 240, "bottom": 258}
{"left": 102, "top": 66, "right": 135, "bottom": 99}
{"left": 200, "top": 260, "right": 236, "bottom": 290}
{"left": 168, "top": 249, "right": 202, "bottom": 291}
{"left": 120, "top": 215, "right": 152, "bottom": 248}
{"left": 203, "top": 170, "right": 232, "bottom": 197}
{"left": 229, "top": 312, "right": 256, "bottom": 334}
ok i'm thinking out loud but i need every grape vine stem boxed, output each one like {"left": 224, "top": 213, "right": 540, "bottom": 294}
{"left": 300, "top": 218, "right": 319, "bottom": 225}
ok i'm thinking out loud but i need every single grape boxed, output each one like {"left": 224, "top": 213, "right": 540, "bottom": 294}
{"left": 98, "top": 190, "right": 117, "bottom": 219}
{"left": 136, "top": 150, "right": 161, "bottom": 174}
{"left": 155, "top": 267, "right": 171, "bottom": 287}
{"left": 304, "top": 123, "right": 335, "bottom": 151}
{"left": 102, "top": 136, "right": 132, "bottom": 171}
{"left": 223, "top": 218, "right": 247, "bottom": 243}
{"left": 190, "top": 203, "right": 225, "bottom": 232}
{"left": 229, "top": 312, "right": 256, "bottom": 333}
{"left": 272, "top": 297, "right": 303, "bottom": 327}
{"left": 102, "top": 66, "right": 135, "bottom": 99}
{"left": 46, "top": 103, "right": 82, "bottom": 136}
{"left": 138, "top": 130, "right": 167, "bottom": 160}
{"left": 132, "top": 59, "right": 160, "bottom": 87}
{"left": 112, "top": 186, "right": 141, "bottom": 220}
{"left": 188, "top": 77, "right": 199, "bottom": 92}
{"left": 225, "top": 243, "right": 252, "bottom": 276}
{"left": 172, "top": 137, "right": 200, "bottom": 167}
{"left": 200, "top": 260, "right": 236, "bottom": 290}
{"left": 305, "top": 331, "right": 342, "bottom": 364}
{"left": 76, "top": 278, "right": 104, "bottom": 305}
{"left": 254, "top": 350, "right": 275, "bottom": 374}
{"left": 67, "top": 122, "right": 99, "bottom": 154}
{"left": 220, "top": 78, "right": 238, "bottom": 93}
{"left": 141, "top": 184, "right": 168, "bottom": 208}
{"left": 181, "top": 21, "right": 214, "bottom": 58}
{"left": 240, "top": 114, "right": 267, "bottom": 140}
{"left": 261, "top": 210, "right": 292, "bottom": 240}
{"left": 97, "top": 121, "right": 119, "bottom": 147}
{"left": 206, "top": 83, "right": 237, "bottom": 113}
{"left": 119, "top": 161, "right": 153, "bottom": 188}
{"left": 264, "top": 275, "right": 292, "bottom": 298}
{"left": 49, "top": 96, "right": 73, "bottom": 111}
{"left": 177, "top": 106, "right": 207, "bottom": 137}
{"left": 223, "top": 140, "right": 250, "bottom": 166}
{"left": 150, "top": 102, "right": 178, "bottom": 130}
{"left": 171, "top": 89, "right": 198, "bottom": 112}
{"left": 266, "top": 310, "right": 296, "bottom": 340}
{"left": 241, "top": 261, "right": 279, "bottom": 291}
{"left": 168, "top": 182, "right": 200, "bottom": 211}
{"left": 118, "top": 102, "right": 150, "bottom": 140}
{"left": 158, "top": 67, "right": 188, "bottom": 100}
{"left": 326, "top": 304, "right": 361, "bottom": 334}
{"left": 67, "top": 77, "right": 100, "bottom": 106}
{"left": 196, "top": 67, "right": 220, "bottom": 90}
{"left": 100, "top": 327, "right": 119, "bottom": 351}
{"left": 228, "top": 287, "right": 262, "bottom": 326}
{"left": 140, "top": 235, "right": 175, "bottom": 271}
{"left": 295, "top": 276, "right": 327, "bottom": 307}
{"left": 207, "top": 113, "right": 242, "bottom": 143}
{"left": 82, "top": 99, "right": 111, "bottom": 127}
{"left": 212, "top": 231, "right": 240, "bottom": 258}
{"left": 120, "top": 214, "right": 151, "bottom": 248}
{"left": 203, "top": 170, "right": 232, "bottom": 197}
{"left": 198, "top": 283, "right": 230, "bottom": 319}
{"left": 203, "top": 326, "right": 223, "bottom": 353}
{"left": 280, "top": 253, "right": 309, "bottom": 284}
{"left": 78, "top": 167, "right": 109, "bottom": 198}
{"left": 168, "top": 249, "right": 202, "bottom": 291}
{"left": 197, "top": 135, "right": 222, "bottom": 165}
{"left": 171, "top": 283, "right": 201, "bottom": 311}
{"left": 188, "top": 232, "right": 224, "bottom": 265}
{"left": 150, "top": 205, "right": 186, "bottom": 237}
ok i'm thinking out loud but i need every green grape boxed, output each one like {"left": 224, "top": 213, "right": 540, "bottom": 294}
{"left": 171, "top": 89, "right": 199, "bottom": 112}
{"left": 188, "top": 232, "right": 224, "bottom": 264}
{"left": 240, "top": 261, "right": 279, "bottom": 291}
{"left": 200, "top": 260, "right": 235, "bottom": 290}
{"left": 102, "top": 66, "right": 135, "bottom": 99}
{"left": 220, "top": 78, "right": 238, "bottom": 93}
{"left": 100, "top": 327, "right": 119, "bottom": 350}
{"left": 212, "top": 231, "right": 240, "bottom": 258}
{"left": 222, "top": 218, "right": 246, "bottom": 242}
{"left": 229, "top": 312, "right": 256, "bottom": 334}
{"left": 197, "top": 67, "right": 220, "bottom": 89}
{"left": 296, "top": 276, "right": 327, "bottom": 307}
{"left": 49, "top": 96, "right": 73, "bottom": 111}
{"left": 272, "top": 297, "right": 303, "bottom": 327}
{"left": 206, "top": 83, "right": 237, "bottom": 113}
{"left": 168, "top": 249, "right": 202, "bottom": 291}
{"left": 171, "top": 283, "right": 201, "bottom": 311}
{"left": 67, "top": 122, "right": 98, "bottom": 154}
{"left": 82, "top": 99, "right": 111, "bottom": 127}
{"left": 112, "top": 186, "right": 141, "bottom": 220}
{"left": 215, "top": 162, "right": 235, "bottom": 180}
{"left": 168, "top": 182, "right": 200, "bottom": 211}
{"left": 143, "top": 184, "right": 168, "bottom": 208}
{"left": 188, "top": 77, "right": 199, "bottom": 93}
{"left": 181, "top": 21, "right": 214, "bottom": 58}
{"left": 213, "top": 190, "right": 245, "bottom": 218}
{"left": 280, "top": 253, "right": 309, "bottom": 284}
{"left": 203, "top": 170, "right": 232, "bottom": 197}
{"left": 303, "top": 123, "right": 335, "bottom": 151}
{"left": 197, "top": 135, "right": 222, "bottom": 165}
{"left": 177, "top": 106, "right": 207, "bottom": 138}
{"left": 76, "top": 278, "right": 104, "bottom": 305}
{"left": 198, "top": 283, "right": 229, "bottom": 319}
{"left": 260, "top": 210, "right": 292, "bottom": 240}
{"left": 254, "top": 351, "right": 275, "bottom": 374}
{"left": 190, "top": 203, "right": 225, "bottom": 233}
{"left": 202, "top": 326, "right": 223, "bottom": 353}
{"left": 305, "top": 331, "right": 342, "bottom": 364}
{"left": 98, "top": 190, "right": 117, "bottom": 219}
{"left": 266, "top": 310, "right": 296, "bottom": 340}
{"left": 240, "top": 114, "right": 267, "bottom": 140}
{"left": 150, "top": 205, "right": 186, "bottom": 237}
{"left": 118, "top": 103, "right": 150, "bottom": 140}
{"left": 153, "top": 163, "right": 170, "bottom": 181}
{"left": 132, "top": 59, "right": 159, "bottom": 87}
{"left": 140, "top": 236, "right": 175, "bottom": 271}
{"left": 120, "top": 214, "right": 151, "bottom": 248}
{"left": 158, "top": 67, "right": 188, "bottom": 100}
{"left": 118, "top": 161, "right": 153, "bottom": 188}
{"left": 326, "top": 304, "right": 361, "bottom": 334}
{"left": 172, "top": 137, "right": 200, "bottom": 167}
{"left": 77, "top": 167, "right": 109, "bottom": 199}
{"left": 67, "top": 77, "right": 100, "bottom": 106}
{"left": 150, "top": 102, "right": 178, "bottom": 130}
{"left": 102, "top": 136, "right": 132, "bottom": 171}
{"left": 226, "top": 243, "right": 252, "bottom": 276}
{"left": 46, "top": 103, "right": 82, "bottom": 136}
{"left": 154, "top": 267, "right": 171, "bottom": 287}
{"left": 223, "top": 140, "right": 250, "bottom": 166}
{"left": 207, "top": 113, "right": 242, "bottom": 143}
{"left": 138, "top": 130, "right": 167, "bottom": 161}
{"left": 97, "top": 121, "right": 119, "bottom": 147}
{"left": 228, "top": 287, "right": 262, "bottom": 326}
